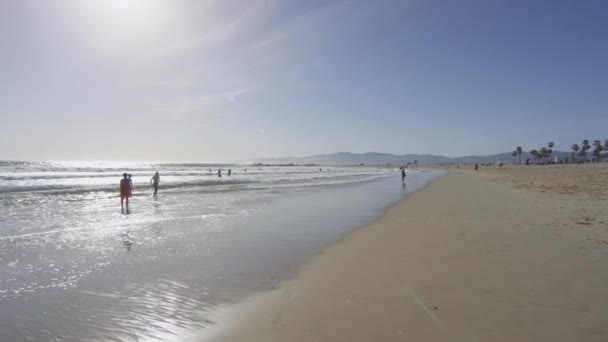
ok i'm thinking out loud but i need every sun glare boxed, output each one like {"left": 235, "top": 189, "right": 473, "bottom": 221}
{"left": 76, "top": 0, "right": 171, "bottom": 48}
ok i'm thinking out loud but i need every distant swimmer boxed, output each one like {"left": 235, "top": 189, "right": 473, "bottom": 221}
{"left": 150, "top": 172, "right": 160, "bottom": 200}
{"left": 228, "top": 169, "right": 232, "bottom": 176}
{"left": 120, "top": 173, "right": 131, "bottom": 213}
{"left": 400, "top": 167, "right": 406, "bottom": 182}
{"left": 217, "top": 169, "right": 222, "bottom": 177}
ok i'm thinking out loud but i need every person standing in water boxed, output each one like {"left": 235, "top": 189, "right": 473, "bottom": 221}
{"left": 150, "top": 172, "right": 160, "bottom": 200}
{"left": 120, "top": 173, "right": 131, "bottom": 213}
{"left": 228, "top": 169, "right": 231, "bottom": 176}
{"left": 127, "top": 174, "right": 133, "bottom": 198}
{"left": 217, "top": 169, "right": 222, "bottom": 177}
{"left": 400, "top": 167, "right": 406, "bottom": 182}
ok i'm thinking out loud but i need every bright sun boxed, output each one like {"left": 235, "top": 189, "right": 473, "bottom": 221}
{"left": 75, "top": 0, "right": 171, "bottom": 48}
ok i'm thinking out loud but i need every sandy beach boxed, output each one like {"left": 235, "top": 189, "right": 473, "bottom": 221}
{"left": 207, "top": 165, "right": 608, "bottom": 342}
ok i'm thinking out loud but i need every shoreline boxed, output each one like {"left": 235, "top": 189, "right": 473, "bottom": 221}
{"left": 0, "top": 166, "right": 443, "bottom": 341}
{"left": 200, "top": 167, "right": 608, "bottom": 342}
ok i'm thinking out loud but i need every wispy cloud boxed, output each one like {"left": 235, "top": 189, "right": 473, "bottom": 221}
{"left": 151, "top": 83, "right": 258, "bottom": 121}
{"left": 72, "top": 0, "right": 374, "bottom": 124}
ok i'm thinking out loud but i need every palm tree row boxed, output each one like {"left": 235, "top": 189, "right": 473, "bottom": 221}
{"left": 512, "top": 139, "right": 608, "bottom": 165}
{"left": 528, "top": 142, "right": 554, "bottom": 164}
{"left": 570, "top": 139, "right": 608, "bottom": 163}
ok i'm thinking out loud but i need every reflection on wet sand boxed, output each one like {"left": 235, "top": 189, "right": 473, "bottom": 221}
{"left": 0, "top": 168, "right": 443, "bottom": 341}
{"left": 122, "top": 230, "right": 132, "bottom": 252}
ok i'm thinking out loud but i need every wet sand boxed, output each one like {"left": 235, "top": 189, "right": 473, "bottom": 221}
{"left": 205, "top": 165, "right": 608, "bottom": 342}
{"left": 0, "top": 169, "right": 443, "bottom": 341}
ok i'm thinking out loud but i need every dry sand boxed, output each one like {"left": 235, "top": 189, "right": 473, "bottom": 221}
{"left": 204, "top": 165, "right": 608, "bottom": 342}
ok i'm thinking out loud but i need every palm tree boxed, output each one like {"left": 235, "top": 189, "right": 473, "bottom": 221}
{"left": 516, "top": 146, "right": 522, "bottom": 164}
{"left": 547, "top": 142, "right": 554, "bottom": 163}
{"left": 539, "top": 147, "right": 549, "bottom": 164}
{"left": 530, "top": 149, "right": 539, "bottom": 164}
{"left": 582, "top": 140, "right": 591, "bottom": 162}
{"left": 571, "top": 144, "right": 579, "bottom": 163}
{"left": 592, "top": 140, "right": 603, "bottom": 162}
{"left": 512, "top": 151, "right": 517, "bottom": 164}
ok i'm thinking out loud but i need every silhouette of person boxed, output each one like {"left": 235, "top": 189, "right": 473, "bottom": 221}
{"left": 127, "top": 174, "right": 133, "bottom": 198}
{"left": 401, "top": 167, "right": 406, "bottom": 182}
{"left": 217, "top": 169, "right": 222, "bottom": 177}
{"left": 475, "top": 163, "right": 479, "bottom": 171}
{"left": 150, "top": 172, "right": 160, "bottom": 200}
{"left": 228, "top": 169, "right": 232, "bottom": 176}
{"left": 120, "top": 173, "right": 131, "bottom": 213}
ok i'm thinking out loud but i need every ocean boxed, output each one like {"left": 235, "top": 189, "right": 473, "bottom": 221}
{"left": 0, "top": 160, "right": 444, "bottom": 341}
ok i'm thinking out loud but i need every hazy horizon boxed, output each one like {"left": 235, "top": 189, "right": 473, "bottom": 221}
{"left": 0, "top": 148, "right": 573, "bottom": 164}
{"left": 2, "top": 0, "right": 607, "bottom": 161}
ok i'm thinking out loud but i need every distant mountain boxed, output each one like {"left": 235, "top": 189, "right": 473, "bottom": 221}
{"left": 253, "top": 151, "right": 572, "bottom": 166}
{"left": 255, "top": 152, "right": 449, "bottom": 165}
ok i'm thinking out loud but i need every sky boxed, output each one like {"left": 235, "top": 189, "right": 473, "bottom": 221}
{"left": 1, "top": 0, "right": 607, "bottom": 162}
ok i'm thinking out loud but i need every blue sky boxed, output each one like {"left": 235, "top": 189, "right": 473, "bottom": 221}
{"left": 1, "top": 0, "right": 606, "bottom": 161}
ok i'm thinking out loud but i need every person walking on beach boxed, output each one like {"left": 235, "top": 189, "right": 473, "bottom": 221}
{"left": 120, "top": 173, "right": 131, "bottom": 213}
{"left": 400, "top": 166, "right": 406, "bottom": 182}
{"left": 475, "top": 163, "right": 479, "bottom": 171}
{"left": 150, "top": 172, "right": 160, "bottom": 200}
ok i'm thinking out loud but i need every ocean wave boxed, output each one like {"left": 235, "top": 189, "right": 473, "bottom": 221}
{"left": 0, "top": 171, "right": 246, "bottom": 181}
{"left": 0, "top": 162, "right": 398, "bottom": 200}
{"left": 0, "top": 179, "right": 258, "bottom": 195}
{"left": 0, "top": 174, "right": 393, "bottom": 198}
{"left": 0, "top": 169, "right": 343, "bottom": 181}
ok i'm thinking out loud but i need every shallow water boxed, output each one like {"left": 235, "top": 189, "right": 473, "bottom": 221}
{"left": 0, "top": 161, "right": 444, "bottom": 341}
